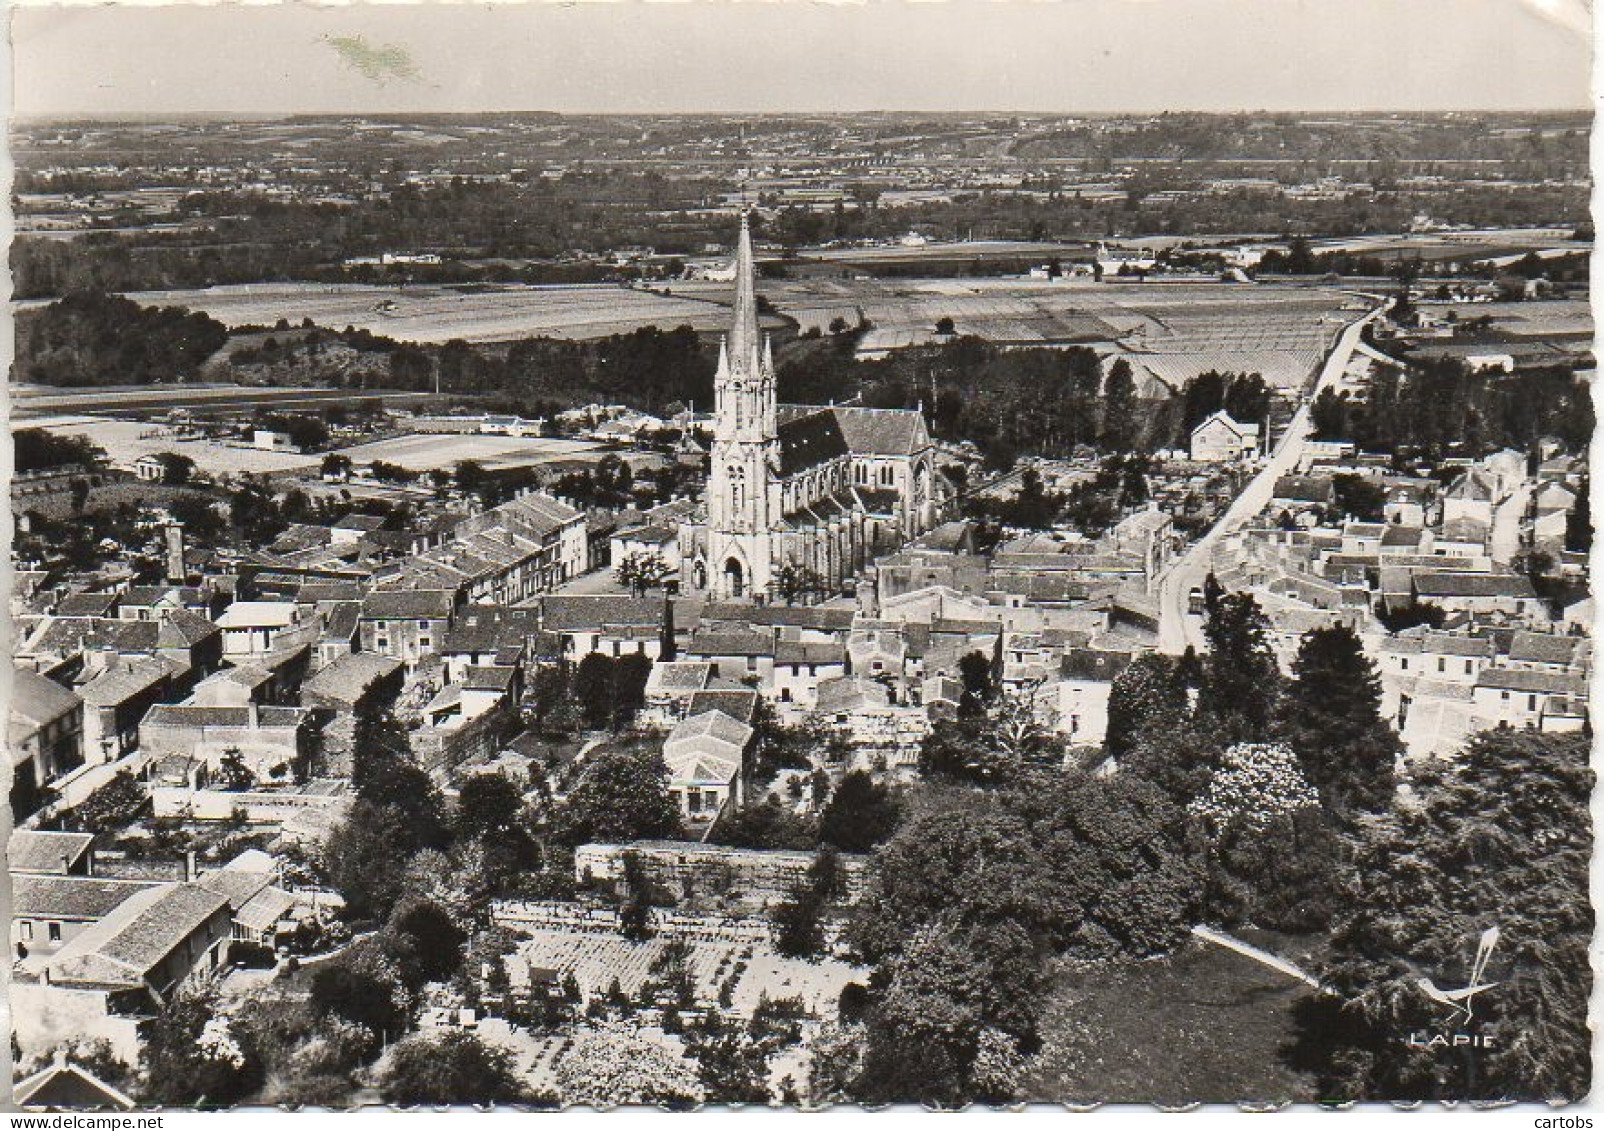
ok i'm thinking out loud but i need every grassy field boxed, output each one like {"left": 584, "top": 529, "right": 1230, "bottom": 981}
{"left": 1023, "top": 931, "right": 1323, "bottom": 1106}
{"left": 17, "top": 416, "right": 320, "bottom": 476}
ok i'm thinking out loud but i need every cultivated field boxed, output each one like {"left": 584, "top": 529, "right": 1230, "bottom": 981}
{"left": 17, "top": 416, "right": 319, "bottom": 476}
{"left": 335, "top": 432, "right": 603, "bottom": 473}
{"left": 10, "top": 383, "right": 427, "bottom": 419}
{"left": 119, "top": 282, "right": 764, "bottom": 344}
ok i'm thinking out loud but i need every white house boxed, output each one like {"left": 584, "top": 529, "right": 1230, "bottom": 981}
{"left": 1189, "top": 411, "right": 1260, "bottom": 463}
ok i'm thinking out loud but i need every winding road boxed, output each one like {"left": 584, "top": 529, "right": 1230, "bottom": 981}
{"left": 1156, "top": 303, "right": 1386, "bottom": 654}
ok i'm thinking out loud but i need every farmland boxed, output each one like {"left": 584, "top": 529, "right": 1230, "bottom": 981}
{"left": 333, "top": 432, "right": 605, "bottom": 474}
{"left": 117, "top": 281, "right": 768, "bottom": 345}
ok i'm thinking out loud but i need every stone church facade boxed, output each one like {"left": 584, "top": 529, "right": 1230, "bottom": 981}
{"left": 679, "top": 214, "right": 939, "bottom": 602}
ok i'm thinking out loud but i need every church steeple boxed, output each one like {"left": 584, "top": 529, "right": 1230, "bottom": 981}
{"left": 728, "top": 210, "right": 761, "bottom": 375}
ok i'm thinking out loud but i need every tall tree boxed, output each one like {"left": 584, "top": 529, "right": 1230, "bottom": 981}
{"left": 1292, "top": 730, "right": 1592, "bottom": 1102}
{"left": 1281, "top": 624, "right": 1400, "bottom": 818}
{"left": 1103, "top": 653, "right": 1185, "bottom": 761}
{"left": 558, "top": 746, "right": 681, "bottom": 846}
{"left": 818, "top": 771, "right": 901, "bottom": 853}
{"left": 1199, "top": 590, "right": 1281, "bottom": 741}
{"left": 1100, "top": 358, "right": 1137, "bottom": 450}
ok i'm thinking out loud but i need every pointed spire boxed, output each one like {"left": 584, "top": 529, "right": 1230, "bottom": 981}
{"left": 762, "top": 333, "right": 774, "bottom": 376}
{"left": 715, "top": 335, "right": 730, "bottom": 381}
{"left": 729, "top": 209, "right": 760, "bottom": 372}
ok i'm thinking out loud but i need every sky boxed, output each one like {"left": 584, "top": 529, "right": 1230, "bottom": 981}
{"left": 10, "top": 0, "right": 1595, "bottom": 117}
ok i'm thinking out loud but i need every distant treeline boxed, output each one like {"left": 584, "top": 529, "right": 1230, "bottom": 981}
{"left": 14, "top": 292, "right": 229, "bottom": 387}
{"left": 1310, "top": 356, "right": 1594, "bottom": 457}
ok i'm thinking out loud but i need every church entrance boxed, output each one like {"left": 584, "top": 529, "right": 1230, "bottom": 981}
{"left": 724, "top": 557, "right": 745, "bottom": 597}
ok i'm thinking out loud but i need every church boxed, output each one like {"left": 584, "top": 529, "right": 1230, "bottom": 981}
{"left": 679, "top": 214, "right": 939, "bottom": 601}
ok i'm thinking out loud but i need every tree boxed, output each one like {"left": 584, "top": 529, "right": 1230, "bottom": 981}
{"left": 1199, "top": 590, "right": 1281, "bottom": 741}
{"left": 321, "top": 801, "right": 417, "bottom": 920}
{"left": 387, "top": 897, "right": 467, "bottom": 984}
{"left": 1292, "top": 730, "right": 1592, "bottom": 1102}
{"left": 1100, "top": 358, "right": 1137, "bottom": 450}
{"left": 1280, "top": 624, "right": 1400, "bottom": 818}
{"left": 614, "top": 550, "right": 672, "bottom": 596}
{"left": 67, "top": 771, "right": 147, "bottom": 833}
{"left": 321, "top": 452, "right": 353, "bottom": 480}
{"left": 919, "top": 681, "right": 1063, "bottom": 785}
{"left": 686, "top": 1009, "right": 773, "bottom": 1104}
{"left": 1104, "top": 653, "right": 1186, "bottom": 761}
{"left": 772, "top": 560, "right": 827, "bottom": 606}
{"left": 770, "top": 848, "right": 841, "bottom": 958}
{"left": 309, "top": 938, "right": 413, "bottom": 1040}
{"left": 141, "top": 987, "right": 260, "bottom": 1106}
{"left": 154, "top": 452, "right": 196, "bottom": 486}
{"left": 1332, "top": 473, "right": 1386, "bottom": 522}
{"left": 934, "top": 315, "right": 956, "bottom": 336}
{"left": 1564, "top": 476, "right": 1590, "bottom": 553}
{"left": 817, "top": 771, "right": 900, "bottom": 853}
{"left": 558, "top": 745, "right": 681, "bottom": 846}
{"left": 381, "top": 1031, "right": 527, "bottom": 1106}
{"left": 551, "top": 1022, "right": 699, "bottom": 1107}
{"left": 571, "top": 652, "right": 616, "bottom": 730}
{"left": 1188, "top": 742, "right": 1320, "bottom": 838}
{"left": 956, "top": 649, "right": 996, "bottom": 713}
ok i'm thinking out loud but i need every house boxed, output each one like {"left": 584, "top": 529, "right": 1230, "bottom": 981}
{"left": 13, "top": 1054, "right": 137, "bottom": 1110}
{"left": 1471, "top": 668, "right": 1589, "bottom": 731}
{"left": 1441, "top": 469, "right": 1500, "bottom": 527}
{"left": 301, "top": 652, "right": 406, "bottom": 715}
{"left": 1056, "top": 645, "right": 1139, "bottom": 747}
{"left": 437, "top": 605, "right": 539, "bottom": 682}
{"left": 662, "top": 709, "right": 755, "bottom": 820}
{"left": 1190, "top": 411, "right": 1261, "bottom": 462}
{"left": 1410, "top": 571, "right": 1543, "bottom": 622}
{"left": 116, "top": 585, "right": 217, "bottom": 622}
{"left": 12, "top": 875, "right": 161, "bottom": 961}
{"left": 680, "top": 629, "right": 775, "bottom": 687}
{"left": 330, "top": 513, "right": 388, "bottom": 546}
{"left": 813, "top": 676, "right": 932, "bottom": 773}
{"left": 642, "top": 661, "right": 716, "bottom": 724}
{"left": 10, "top": 829, "right": 97, "bottom": 878}
{"left": 359, "top": 589, "right": 459, "bottom": 666}
{"left": 12, "top": 882, "right": 235, "bottom": 1065}
{"left": 74, "top": 653, "right": 183, "bottom": 764}
{"left": 214, "top": 601, "right": 299, "bottom": 658}
{"left": 11, "top": 667, "right": 85, "bottom": 820}
{"left": 253, "top": 429, "right": 292, "bottom": 451}
{"left": 139, "top": 703, "right": 313, "bottom": 783}
{"left": 610, "top": 524, "right": 682, "bottom": 583}
{"left": 772, "top": 640, "right": 849, "bottom": 713}
{"left": 537, "top": 595, "right": 672, "bottom": 661}
{"left": 1503, "top": 630, "right": 1590, "bottom": 674}
{"left": 132, "top": 454, "right": 167, "bottom": 483}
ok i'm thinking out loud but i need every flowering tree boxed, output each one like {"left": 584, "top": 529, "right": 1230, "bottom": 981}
{"left": 552, "top": 1023, "right": 700, "bottom": 1107}
{"left": 1188, "top": 742, "right": 1319, "bottom": 839}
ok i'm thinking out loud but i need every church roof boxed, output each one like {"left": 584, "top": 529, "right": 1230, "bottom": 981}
{"left": 777, "top": 409, "right": 850, "bottom": 476}
{"left": 825, "top": 406, "right": 930, "bottom": 456}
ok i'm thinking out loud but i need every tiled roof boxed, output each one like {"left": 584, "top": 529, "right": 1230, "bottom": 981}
{"left": 539, "top": 595, "right": 666, "bottom": 631}
{"left": 94, "top": 884, "right": 231, "bottom": 971}
{"left": 1476, "top": 668, "right": 1587, "bottom": 696}
{"left": 646, "top": 661, "right": 715, "bottom": 694}
{"left": 464, "top": 665, "right": 517, "bottom": 692}
{"left": 1413, "top": 572, "right": 1537, "bottom": 599}
{"left": 686, "top": 688, "right": 762, "bottom": 723}
{"left": 775, "top": 640, "right": 847, "bottom": 665}
{"left": 143, "top": 704, "right": 307, "bottom": 729}
{"left": 1506, "top": 631, "right": 1583, "bottom": 666}
{"left": 440, "top": 605, "right": 538, "bottom": 653}
{"left": 11, "top": 667, "right": 82, "bottom": 728}
{"left": 55, "top": 593, "right": 120, "bottom": 618}
{"left": 684, "top": 630, "right": 776, "bottom": 658}
{"left": 12, "top": 875, "right": 155, "bottom": 924}
{"left": 361, "top": 589, "right": 457, "bottom": 620}
{"left": 696, "top": 602, "right": 855, "bottom": 632}
{"left": 8, "top": 829, "right": 96, "bottom": 875}
{"left": 302, "top": 652, "right": 404, "bottom": 704}
{"left": 77, "top": 657, "right": 179, "bottom": 706}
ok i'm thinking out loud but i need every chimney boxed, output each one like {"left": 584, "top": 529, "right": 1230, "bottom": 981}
{"left": 185, "top": 850, "right": 197, "bottom": 883}
{"left": 165, "top": 523, "right": 187, "bottom": 584}
{"left": 247, "top": 701, "right": 260, "bottom": 728}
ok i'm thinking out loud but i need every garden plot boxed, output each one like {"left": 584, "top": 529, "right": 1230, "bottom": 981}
{"left": 514, "top": 928, "right": 864, "bottom": 1018}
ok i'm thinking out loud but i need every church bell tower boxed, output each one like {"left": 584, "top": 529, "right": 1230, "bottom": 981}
{"left": 706, "top": 211, "right": 780, "bottom": 599}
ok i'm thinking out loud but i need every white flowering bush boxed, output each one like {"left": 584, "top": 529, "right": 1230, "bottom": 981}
{"left": 198, "top": 1017, "right": 247, "bottom": 1068}
{"left": 1189, "top": 742, "right": 1319, "bottom": 839}
{"left": 552, "top": 1022, "right": 701, "bottom": 1107}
